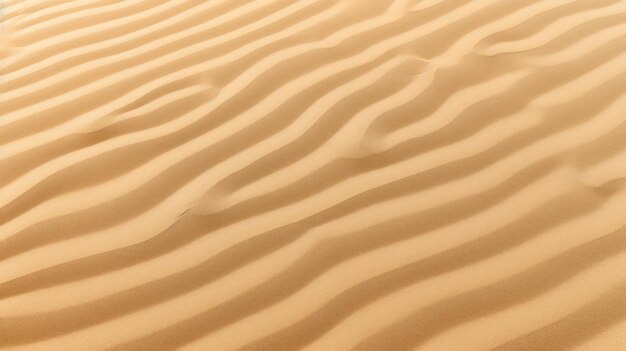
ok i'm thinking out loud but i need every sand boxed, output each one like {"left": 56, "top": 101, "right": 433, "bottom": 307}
{"left": 1, "top": 0, "right": 626, "bottom": 350}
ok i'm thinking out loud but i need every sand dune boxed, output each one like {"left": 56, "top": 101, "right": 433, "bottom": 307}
{"left": 1, "top": 0, "right": 626, "bottom": 350}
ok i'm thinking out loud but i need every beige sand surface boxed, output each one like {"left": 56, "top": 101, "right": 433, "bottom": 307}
{"left": 1, "top": 0, "right": 626, "bottom": 350}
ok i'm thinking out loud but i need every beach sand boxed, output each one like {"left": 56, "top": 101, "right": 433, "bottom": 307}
{"left": 1, "top": 0, "right": 626, "bottom": 350}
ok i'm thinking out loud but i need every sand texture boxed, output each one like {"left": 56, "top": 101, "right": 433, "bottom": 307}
{"left": 1, "top": 0, "right": 626, "bottom": 350}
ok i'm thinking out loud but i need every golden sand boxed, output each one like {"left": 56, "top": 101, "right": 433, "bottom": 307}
{"left": 1, "top": 0, "right": 626, "bottom": 350}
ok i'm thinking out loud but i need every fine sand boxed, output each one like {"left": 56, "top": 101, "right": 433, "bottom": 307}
{"left": 1, "top": 0, "right": 626, "bottom": 350}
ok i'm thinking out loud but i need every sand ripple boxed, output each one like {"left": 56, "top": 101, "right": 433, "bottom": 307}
{"left": 1, "top": 0, "right": 626, "bottom": 350}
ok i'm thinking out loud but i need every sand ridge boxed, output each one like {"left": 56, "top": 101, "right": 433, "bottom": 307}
{"left": 1, "top": 0, "right": 626, "bottom": 350}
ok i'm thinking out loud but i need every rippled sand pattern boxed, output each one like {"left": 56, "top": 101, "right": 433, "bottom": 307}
{"left": 1, "top": 0, "right": 626, "bottom": 350}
